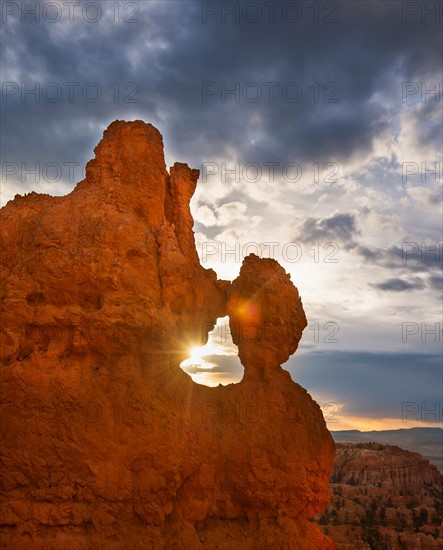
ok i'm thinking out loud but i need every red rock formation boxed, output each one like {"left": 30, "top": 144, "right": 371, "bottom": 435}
{"left": 0, "top": 120, "right": 335, "bottom": 549}
{"left": 331, "top": 443, "right": 442, "bottom": 493}
{"left": 313, "top": 443, "right": 443, "bottom": 550}
{"left": 227, "top": 254, "right": 307, "bottom": 379}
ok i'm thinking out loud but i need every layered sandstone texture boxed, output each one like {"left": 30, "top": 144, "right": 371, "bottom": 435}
{"left": 0, "top": 120, "right": 335, "bottom": 549}
{"left": 314, "top": 443, "right": 442, "bottom": 549}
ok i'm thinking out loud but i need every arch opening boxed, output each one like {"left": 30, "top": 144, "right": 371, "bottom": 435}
{"left": 180, "top": 316, "right": 244, "bottom": 386}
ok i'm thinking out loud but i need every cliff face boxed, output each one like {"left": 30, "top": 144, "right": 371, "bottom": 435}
{"left": 331, "top": 443, "right": 442, "bottom": 493}
{"left": 313, "top": 443, "right": 443, "bottom": 550}
{"left": 0, "top": 120, "right": 335, "bottom": 550}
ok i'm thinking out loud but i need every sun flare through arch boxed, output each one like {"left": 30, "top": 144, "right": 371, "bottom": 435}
{"left": 180, "top": 316, "right": 244, "bottom": 387}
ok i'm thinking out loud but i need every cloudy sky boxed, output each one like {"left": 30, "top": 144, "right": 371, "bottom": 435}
{"left": 1, "top": 0, "right": 442, "bottom": 430}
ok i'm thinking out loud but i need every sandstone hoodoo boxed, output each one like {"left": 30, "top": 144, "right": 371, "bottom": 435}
{"left": 0, "top": 120, "right": 335, "bottom": 549}
{"left": 314, "top": 443, "right": 443, "bottom": 549}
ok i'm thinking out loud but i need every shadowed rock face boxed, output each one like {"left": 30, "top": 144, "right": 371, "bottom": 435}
{"left": 0, "top": 120, "right": 335, "bottom": 549}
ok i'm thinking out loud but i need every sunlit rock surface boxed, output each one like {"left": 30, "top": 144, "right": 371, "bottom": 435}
{"left": 0, "top": 120, "right": 335, "bottom": 549}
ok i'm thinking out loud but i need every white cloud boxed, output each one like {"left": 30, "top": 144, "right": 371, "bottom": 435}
{"left": 194, "top": 204, "right": 218, "bottom": 226}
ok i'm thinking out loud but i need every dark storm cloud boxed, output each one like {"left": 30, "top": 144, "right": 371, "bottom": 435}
{"left": 294, "top": 212, "right": 358, "bottom": 245}
{"left": 1, "top": 0, "right": 442, "bottom": 195}
{"left": 292, "top": 207, "right": 441, "bottom": 291}
{"left": 406, "top": 96, "right": 443, "bottom": 151}
{"left": 371, "top": 277, "right": 425, "bottom": 292}
{"left": 354, "top": 243, "right": 442, "bottom": 272}
{"left": 288, "top": 350, "right": 442, "bottom": 420}
{"left": 428, "top": 274, "right": 443, "bottom": 291}
{"left": 354, "top": 243, "right": 442, "bottom": 292}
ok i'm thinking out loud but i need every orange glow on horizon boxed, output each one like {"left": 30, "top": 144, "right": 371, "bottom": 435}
{"left": 331, "top": 415, "right": 442, "bottom": 432}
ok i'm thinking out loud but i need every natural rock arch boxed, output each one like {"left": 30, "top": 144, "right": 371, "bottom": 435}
{"left": 0, "top": 120, "right": 335, "bottom": 549}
